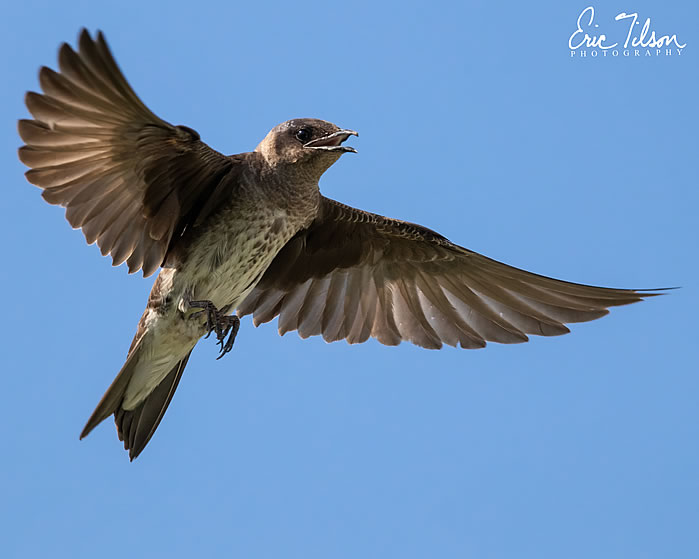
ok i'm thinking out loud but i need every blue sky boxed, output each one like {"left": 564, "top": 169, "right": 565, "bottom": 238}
{"left": 2, "top": 1, "right": 697, "bottom": 557}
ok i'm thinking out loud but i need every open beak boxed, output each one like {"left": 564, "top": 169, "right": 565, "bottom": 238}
{"left": 304, "top": 129, "right": 358, "bottom": 153}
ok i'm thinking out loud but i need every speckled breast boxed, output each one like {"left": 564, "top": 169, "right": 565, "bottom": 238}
{"left": 175, "top": 203, "right": 302, "bottom": 314}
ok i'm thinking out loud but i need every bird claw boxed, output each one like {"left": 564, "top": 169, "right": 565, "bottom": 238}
{"left": 189, "top": 300, "right": 240, "bottom": 359}
{"left": 215, "top": 317, "right": 240, "bottom": 360}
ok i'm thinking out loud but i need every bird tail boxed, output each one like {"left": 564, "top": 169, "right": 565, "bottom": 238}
{"left": 80, "top": 336, "right": 193, "bottom": 460}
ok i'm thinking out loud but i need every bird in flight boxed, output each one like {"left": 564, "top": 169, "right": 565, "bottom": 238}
{"left": 19, "top": 30, "right": 664, "bottom": 460}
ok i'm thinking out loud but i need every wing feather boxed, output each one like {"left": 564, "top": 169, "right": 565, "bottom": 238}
{"left": 239, "top": 197, "right": 663, "bottom": 350}
{"left": 19, "top": 29, "right": 237, "bottom": 276}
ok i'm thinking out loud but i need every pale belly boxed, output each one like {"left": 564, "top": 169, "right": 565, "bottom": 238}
{"left": 122, "top": 212, "right": 299, "bottom": 408}
{"left": 168, "top": 208, "right": 300, "bottom": 328}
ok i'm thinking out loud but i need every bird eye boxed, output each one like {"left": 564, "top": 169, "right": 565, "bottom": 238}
{"left": 295, "top": 128, "right": 311, "bottom": 143}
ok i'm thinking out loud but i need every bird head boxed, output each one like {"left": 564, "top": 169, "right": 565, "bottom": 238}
{"left": 255, "top": 118, "right": 357, "bottom": 180}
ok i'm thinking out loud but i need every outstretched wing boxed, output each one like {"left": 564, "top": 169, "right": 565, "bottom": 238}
{"left": 238, "top": 197, "right": 663, "bottom": 349}
{"left": 18, "top": 29, "right": 235, "bottom": 276}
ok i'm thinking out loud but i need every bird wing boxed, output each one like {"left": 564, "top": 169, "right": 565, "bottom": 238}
{"left": 18, "top": 29, "right": 236, "bottom": 277}
{"left": 238, "top": 197, "right": 662, "bottom": 349}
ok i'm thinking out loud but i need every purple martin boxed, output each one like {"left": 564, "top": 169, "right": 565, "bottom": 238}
{"left": 19, "top": 30, "right": 664, "bottom": 460}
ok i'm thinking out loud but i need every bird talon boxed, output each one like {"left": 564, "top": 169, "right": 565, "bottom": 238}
{"left": 215, "top": 316, "right": 239, "bottom": 360}
{"left": 189, "top": 300, "right": 239, "bottom": 359}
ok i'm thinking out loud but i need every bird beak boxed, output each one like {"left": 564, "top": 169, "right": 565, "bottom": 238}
{"left": 304, "top": 129, "right": 358, "bottom": 153}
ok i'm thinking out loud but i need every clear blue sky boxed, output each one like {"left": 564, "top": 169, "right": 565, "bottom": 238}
{"left": 2, "top": 1, "right": 697, "bottom": 558}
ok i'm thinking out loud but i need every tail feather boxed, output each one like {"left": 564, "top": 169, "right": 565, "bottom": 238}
{"left": 115, "top": 351, "right": 192, "bottom": 461}
{"left": 80, "top": 335, "right": 194, "bottom": 460}
{"left": 80, "top": 345, "right": 142, "bottom": 440}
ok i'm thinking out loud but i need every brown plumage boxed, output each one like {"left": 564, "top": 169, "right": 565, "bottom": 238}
{"left": 19, "top": 29, "right": 664, "bottom": 460}
{"left": 238, "top": 198, "right": 658, "bottom": 349}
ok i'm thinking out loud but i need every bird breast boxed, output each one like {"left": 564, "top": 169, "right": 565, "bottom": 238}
{"left": 177, "top": 205, "right": 300, "bottom": 313}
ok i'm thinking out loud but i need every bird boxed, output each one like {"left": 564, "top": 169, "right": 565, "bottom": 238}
{"left": 19, "top": 29, "right": 665, "bottom": 460}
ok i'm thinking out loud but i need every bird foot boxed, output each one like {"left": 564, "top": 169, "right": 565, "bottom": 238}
{"left": 189, "top": 300, "right": 240, "bottom": 360}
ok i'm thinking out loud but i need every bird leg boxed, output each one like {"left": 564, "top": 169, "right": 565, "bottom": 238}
{"left": 189, "top": 300, "right": 240, "bottom": 360}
